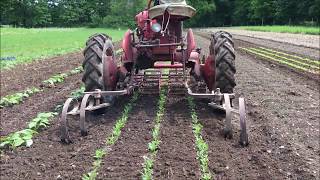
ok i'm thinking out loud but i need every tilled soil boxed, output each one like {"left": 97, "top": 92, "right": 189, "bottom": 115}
{"left": 153, "top": 97, "right": 200, "bottom": 180}
{"left": 0, "top": 52, "right": 82, "bottom": 96}
{"left": 98, "top": 95, "right": 157, "bottom": 179}
{"left": 0, "top": 97, "right": 130, "bottom": 180}
{"left": 194, "top": 34, "right": 319, "bottom": 179}
{"left": 0, "top": 74, "right": 82, "bottom": 136}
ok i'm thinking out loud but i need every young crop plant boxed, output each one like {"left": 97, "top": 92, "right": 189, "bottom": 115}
{"left": 69, "top": 66, "right": 84, "bottom": 75}
{"left": 187, "top": 97, "right": 212, "bottom": 180}
{"left": 82, "top": 92, "right": 139, "bottom": 180}
{"left": 141, "top": 88, "right": 167, "bottom": 180}
{"left": 43, "top": 73, "right": 68, "bottom": 86}
{"left": 0, "top": 87, "right": 41, "bottom": 108}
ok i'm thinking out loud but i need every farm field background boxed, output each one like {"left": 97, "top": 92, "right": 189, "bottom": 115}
{"left": 0, "top": 28, "right": 125, "bottom": 69}
{"left": 235, "top": 25, "right": 320, "bottom": 35}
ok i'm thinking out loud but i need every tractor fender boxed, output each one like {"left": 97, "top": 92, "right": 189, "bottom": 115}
{"left": 122, "top": 30, "right": 136, "bottom": 63}
{"left": 103, "top": 56, "right": 118, "bottom": 90}
{"left": 186, "top": 29, "right": 196, "bottom": 60}
{"left": 201, "top": 55, "right": 215, "bottom": 91}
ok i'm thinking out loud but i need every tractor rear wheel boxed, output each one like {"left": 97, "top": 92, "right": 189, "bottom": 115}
{"left": 211, "top": 31, "right": 236, "bottom": 93}
{"left": 82, "top": 34, "right": 115, "bottom": 114}
{"left": 82, "top": 33, "right": 111, "bottom": 92}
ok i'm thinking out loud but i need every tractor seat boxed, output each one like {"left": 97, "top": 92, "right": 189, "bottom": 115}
{"left": 149, "top": 0, "right": 196, "bottom": 21}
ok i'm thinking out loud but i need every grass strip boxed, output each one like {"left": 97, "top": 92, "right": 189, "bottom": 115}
{"left": 249, "top": 48, "right": 320, "bottom": 70}
{"left": 82, "top": 92, "right": 139, "bottom": 180}
{"left": 141, "top": 88, "right": 167, "bottom": 180}
{"left": 0, "top": 87, "right": 85, "bottom": 149}
{"left": 239, "top": 47, "right": 317, "bottom": 73}
{"left": 0, "top": 66, "right": 83, "bottom": 108}
{"left": 0, "top": 87, "right": 41, "bottom": 108}
{"left": 187, "top": 97, "right": 212, "bottom": 180}
{"left": 258, "top": 47, "right": 320, "bottom": 65}
{"left": 0, "top": 27, "right": 125, "bottom": 70}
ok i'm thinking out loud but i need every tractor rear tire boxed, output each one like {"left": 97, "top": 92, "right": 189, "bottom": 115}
{"left": 82, "top": 33, "right": 110, "bottom": 92}
{"left": 211, "top": 31, "right": 236, "bottom": 93}
{"left": 82, "top": 34, "right": 114, "bottom": 114}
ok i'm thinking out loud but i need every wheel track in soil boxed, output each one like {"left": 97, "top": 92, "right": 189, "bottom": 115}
{"left": 97, "top": 95, "right": 158, "bottom": 179}
{"left": 194, "top": 33, "right": 319, "bottom": 179}
{"left": 0, "top": 96, "right": 131, "bottom": 180}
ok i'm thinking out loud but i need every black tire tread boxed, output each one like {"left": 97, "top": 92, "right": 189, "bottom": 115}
{"left": 82, "top": 33, "right": 110, "bottom": 92}
{"left": 211, "top": 31, "right": 236, "bottom": 93}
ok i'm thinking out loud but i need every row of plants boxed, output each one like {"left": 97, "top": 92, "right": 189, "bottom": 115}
{"left": 240, "top": 47, "right": 317, "bottom": 73}
{"left": 82, "top": 92, "right": 139, "bottom": 180}
{"left": 141, "top": 88, "right": 167, "bottom": 180}
{"left": 0, "top": 87, "right": 41, "bottom": 108}
{"left": 187, "top": 97, "right": 213, "bottom": 180}
{"left": 257, "top": 47, "right": 320, "bottom": 65}
{"left": 0, "top": 87, "right": 85, "bottom": 149}
{"left": 248, "top": 47, "right": 319, "bottom": 70}
{"left": 0, "top": 66, "right": 83, "bottom": 108}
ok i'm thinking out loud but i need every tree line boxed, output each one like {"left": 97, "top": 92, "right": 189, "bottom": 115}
{"left": 1, "top": 0, "right": 319, "bottom": 28}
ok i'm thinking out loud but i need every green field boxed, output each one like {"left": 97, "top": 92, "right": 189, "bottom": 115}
{"left": 236, "top": 25, "right": 320, "bottom": 35}
{"left": 0, "top": 28, "right": 126, "bottom": 69}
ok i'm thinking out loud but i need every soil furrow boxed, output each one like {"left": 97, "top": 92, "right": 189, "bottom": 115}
{"left": 0, "top": 74, "right": 82, "bottom": 136}
{"left": 98, "top": 95, "right": 157, "bottom": 179}
{"left": 153, "top": 97, "right": 200, "bottom": 179}
{"left": 0, "top": 52, "right": 82, "bottom": 97}
{"left": 0, "top": 96, "right": 130, "bottom": 180}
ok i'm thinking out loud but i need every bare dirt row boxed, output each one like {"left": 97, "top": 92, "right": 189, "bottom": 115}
{"left": 1, "top": 32, "right": 319, "bottom": 179}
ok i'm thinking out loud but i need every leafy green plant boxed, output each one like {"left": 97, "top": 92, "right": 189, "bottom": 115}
{"left": 187, "top": 97, "right": 213, "bottom": 180}
{"left": 0, "top": 129, "right": 36, "bottom": 148}
{"left": 43, "top": 73, "right": 68, "bottom": 85}
{"left": 28, "top": 112, "right": 57, "bottom": 130}
{"left": 70, "top": 86, "right": 85, "bottom": 99}
{"left": 69, "top": 66, "right": 84, "bottom": 75}
{"left": 0, "top": 112, "right": 56, "bottom": 149}
{"left": 0, "top": 87, "right": 41, "bottom": 108}
{"left": 142, "top": 156, "right": 154, "bottom": 180}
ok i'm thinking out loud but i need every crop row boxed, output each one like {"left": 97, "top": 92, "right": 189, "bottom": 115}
{"left": 141, "top": 88, "right": 167, "bottom": 179}
{"left": 82, "top": 92, "right": 139, "bottom": 180}
{"left": 187, "top": 97, "right": 212, "bottom": 179}
{"left": 240, "top": 47, "right": 319, "bottom": 74}
{"left": 0, "top": 87, "right": 85, "bottom": 149}
{"left": 0, "top": 66, "right": 83, "bottom": 108}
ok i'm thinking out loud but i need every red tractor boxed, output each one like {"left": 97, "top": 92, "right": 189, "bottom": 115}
{"left": 60, "top": 0, "right": 248, "bottom": 146}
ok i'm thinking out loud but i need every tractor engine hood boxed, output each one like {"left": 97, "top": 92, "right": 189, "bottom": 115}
{"left": 148, "top": 0, "right": 196, "bottom": 20}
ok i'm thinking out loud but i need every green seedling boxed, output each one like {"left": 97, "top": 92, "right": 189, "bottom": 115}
{"left": 43, "top": 73, "right": 68, "bottom": 85}
{"left": 187, "top": 97, "right": 213, "bottom": 180}
{"left": 69, "top": 66, "right": 84, "bottom": 75}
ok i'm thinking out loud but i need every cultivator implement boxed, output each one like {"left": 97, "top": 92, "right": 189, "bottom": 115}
{"left": 139, "top": 70, "right": 162, "bottom": 95}
{"left": 59, "top": 0, "right": 249, "bottom": 146}
{"left": 167, "top": 69, "right": 186, "bottom": 95}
